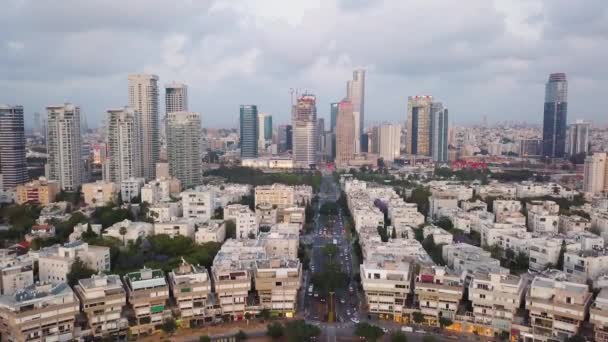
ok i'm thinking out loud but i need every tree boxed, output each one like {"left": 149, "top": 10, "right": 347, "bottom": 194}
{"left": 322, "top": 243, "right": 339, "bottom": 262}
{"left": 284, "top": 320, "right": 321, "bottom": 342}
{"left": 409, "top": 186, "right": 431, "bottom": 217}
{"left": 556, "top": 240, "right": 566, "bottom": 270}
{"left": 412, "top": 311, "right": 425, "bottom": 324}
{"left": 439, "top": 317, "right": 453, "bottom": 328}
{"left": 66, "top": 257, "right": 95, "bottom": 287}
{"left": 199, "top": 336, "right": 211, "bottom": 342}
{"left": 225, "top": 220, "right": 236, "bottom": 240}
{"left": 260, "top": 308, "right": 271, "bottom": 320}
{"left": 119, "top": 226, "right": 128, "bottom": 246}
{"left": 391, "top": 226, "right": 397, "bottom": 239}
{"left": 161, "top": 319, "right": 177, "bottom": 335}
{"left": 266, "top": 322, "right": 284, "bottom": 340}
{"left": 391, "top": 331, "right": 408, "bottom": 342}
{"left": 435, "top": 217, "right": 453, "bottom": 231}
{"left": 422, "top": 337, "right": 438, "bottom": 342}
{"left": 567, "top": 335, "right": 585, "bottom": 342}
{"left": 354, "top": 323, "right": 384, "bottom": 342}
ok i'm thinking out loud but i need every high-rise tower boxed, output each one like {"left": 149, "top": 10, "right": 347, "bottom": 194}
{"left": 566, "top": 120, "right": 590, "bottom": 156}
{"left": 405, "top": 95, "right": 433, "bottom": 156}
{"left": 165, "top": 83, "right": 188, "bottom": 115}
{"left": 106, "top": 107, "right": 142, "bottom": 184}
{"left": 430, "top": 103, "right": 449, "bottom": 162}
{"left": 542, "top": 73, "right": 568, "bottom": 158}
{"left": 46, "top": 103, "right": 82, "bottom": 191}
{"left": 0, "top": 105, "right": 27, "bottom": 190}
{"left": 292, "top": 94, "right": 318, "bottom": 168}
{"left": 128, "top": 74, "right": 159, "bottom": 180}
{"left": 167, "top": 111, "right": 202, "bottom": 189}
{"left": 335, "top": 99, "right": 355, "bottom": 168}
{"left": 347, "top": 70, "right": 365, "bottom": 153}
{"left": 240, "top": 105, "right": 259, "bottom": 159}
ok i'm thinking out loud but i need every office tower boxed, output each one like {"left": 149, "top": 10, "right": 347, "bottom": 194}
{"left": 165, "top": 82, "right": 188, "bottom": 115}
{"left": 240, "top": 105, "right": 258, "bottom": 159}
{"left": 346, "top": 69, "right": 365, "bottom": 153}
{"left": 0, "top": 105, "right": 27, "bottom": 190}
{"left": 430, "top": 103, "right": 449, "bottom": 162}
{"left": 324, "top": 131, "right": 335, "bottom": 162}
{"left": 167, "top": 112, "right": 202, "bottom": 189}
{"left": 583, "top": 153, "right": 607, "bottom": 194}
{"left": 278, "top": 125, "right": 292, "bottom": 153}
{"left": 542, "top": 73, "right": 568, "bottom": 158}
{"left": 360, "top": 132, "right": 369, "bottom": 153}
{"left": 292, "top": 94, "right": 317, "bottom": 168}
{"left": 378, "top": 124, "right": 401, "bottom": 162}
{"left": 106, "top": 107, "right": 142, "bottom": 184}
{"left": 257, "top": 113, "right": 272, "bottom": 151}
{"left": 566, "top": 120, "right": 590, "bottom": 156}
{"left": 330, "top": 103, "right": 338, "bottom": 132}
{"left": 317, "top": 118, "right": 325, "bottom": 154}
{"left": 405, "top": 95, "right": 433, "bottom": 156}
{"left": 128, "top": 74, "right": 159, "bottom": 180}
{"left": 46, "top": 103, "right": 82, "bottom": 191}
{"left": 335, "top": 99, "right": 355, "bottom": 167}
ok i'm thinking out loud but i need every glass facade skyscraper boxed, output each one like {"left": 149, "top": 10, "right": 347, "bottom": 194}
{"left": 542, "top": 73, "right": 568, "bottom": 158}
{"left": 430, "top": 104, "right": 449, "bottom": 163}
{"left": 330, "top": 102, "right": 338, "bottom": 132}
{"left": 0, "top": 105, "right": 27, "bottom": 190}
{"left": 240, "top": 105, "right": 259, "bottom": 159}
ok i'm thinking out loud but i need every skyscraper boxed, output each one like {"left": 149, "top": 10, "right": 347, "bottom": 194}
{"left": 167, "top": 111, "right": 202, "bottom": 189}
{"left": 46, "top": 103, "right": 82, "bottom": 191}
{"left": 317, "top": 118, "right": 325, "bottom": 154}
{"left": 378, "top": 124, "right": 401, "bottom": 162}
{"left": 542, "top": 73, "right": 568, "bottom": 159}
{"left": 278, "top": 125, "right": 292, "bottom": 153}
{"left": 330, "top": 103, "right": 338, "bottom": 133}
{"left": 0, "top": 105, "right": 27, "bottom": 190}
{"left": 240, "top": 105, "right": 258, "bottom": 159}
{"left": 583, "top": 153, "right": 607, "bottom": 194}
{"left": 336, "top": 99, "right": 355, "bottom": 168}
{"left": 405, "top": 95, "right": 433, "bottom": 156}
{"left": 346, "top": 69, "right": 365, "bottom": 153}
{"left": 165, "top": 82, "right": 188, "bottom": 114}
{"left": 430, "top": 103, "right": 449, "bottom": 162}
{"left": 105, "top": 107, "right": 142, "bottom": 184}
{"left": 566, "top": 120, "right": 590, "bottom": 156}
{"left": 293, "top": 94, "right": 317, "bottom": 168}
{"left": 257, "top": 113, "right": 272, "bottom": 151}
{"left": 128, "top": 74, "right": 159, "bottom": 180}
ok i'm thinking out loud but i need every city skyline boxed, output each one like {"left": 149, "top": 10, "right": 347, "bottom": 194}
{"left": 2, "top": 1, "right": 608, "bottom": 129}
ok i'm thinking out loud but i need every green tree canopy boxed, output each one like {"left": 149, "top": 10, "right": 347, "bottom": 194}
{"left": 266, "top": 322, "right": 284, "bottom": 340}
{"left": 66, "top": 257, "right": 95, "bottom": 287}
{"left": 354, "top": 323, "right": 384, "bottom": 342}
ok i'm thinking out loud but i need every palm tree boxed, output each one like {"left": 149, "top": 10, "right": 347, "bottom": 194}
{"left": 119, "top": 226, "right": 127, "bottom": 246}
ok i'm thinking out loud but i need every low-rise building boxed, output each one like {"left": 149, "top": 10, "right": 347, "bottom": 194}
{"left": 524, "top": 273, "right": 592, "bottom": 341}
{"left": 140, "top": 177, "right": 181, "bottom": 204}
{"left": 255, "top": 203, "right": 278, "bottom": 227}
{"left": 255, "top": 258, "right": 301, "bottom": 316}
{"left": 428, "top": 194, "right": 458, "bottom": 221}
{"left": 74, "top": 274, "right": 127, "bottom": 338}
{"left": 181, "top": 188, "right": 214, "bottom": 222}
{"left": 124, "top": 268, "right": 171, "bottom": 337}
{"left": 0, "top": 282, "right": 79, "bottom": 342}
{"left": 148, "top": 201, "right": 182, "bottom": 222}
{"left": 15, "top": 177, "right": 60, "bottom": 205}
{"left": 82, "top": 181, "right": 119, "bottom": 207}
{"left": 442, "top": 243, "right": 506, "bottom": 275}
{"left": 154, "top": 219, "right": 195, "bottom": 239}
{"left": 195, "top": 220, "right": 226, "bottom": 244}
{"left": 0, "top": 256, "right": 34, "bottom": 295}
{"left": 26, "top": 223, "right": 56, "bottom": 241}
{"left": 211, "top": 245, "right": 256, "bottom": 319}
{"left": 235, "top": 206, "right": 258, "bottom": 239}
{"left": 254, "top": 184, "right": 295, "bottom": 209}
{"left": 120, "top": 177, "right": 146, "bottom": 203}
{"left": 360, "top": 254, "right": 411, "bottom": 322}
{"left": 36, "top": 241, "right": 111, "bottom": 284}
{"left": 422, "top": 225, "right": 453, "bottom": 245}
{"left": 493, "top": 200, "right": 522, "bottom": 223}
{"left": 103, "top": 219, "right": 154, "bottom": 244}
{"left": 527, "top": 200, "right": 560, "bottom": 233}
{"left": 591, "top": 288, "right": 608, "bottom": 342}
{"left": 69, "top": 222, "right": 102, "bottom": 242}
{"left": 559, "top": 215, "right": 591, "bottom": 233}
{"left": 414, "top": 266, "right": 463, "bottom": 325}
{"left": 564, "top": 248, "right": 608, "bottom": 282}
{"left": 168, "top": 261, "right": 214, "bottom": 326}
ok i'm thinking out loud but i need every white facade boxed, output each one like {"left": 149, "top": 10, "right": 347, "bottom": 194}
{"left": 154, "top": 219, "right": 195, "bottom": 239}
{"left": 105, "top": 107, "right": 142, "bottom": 184}
{"left": 378, "top": 123, "right": 401, "bottom": 162}
{"left": 128, "top": 74, "right": 159, "bottom": 180}
{"left": 195, "top": 220, "right": 226, "bottom": 243}
{"left": 429, "top": 195, "right": 458, "bottom": 221}
{"left": 166, "top": 111, "right": 202, "bottom": 189}
{"left": 181, "top": 188, "right": 214, "bottom": 222}
{"left": 120, "top": 177, "right": 145, "bottom": 203}
{"left": 0, "top": 256, "right": 34, "bottom": 295}
{"left": 493, "top": 200, "right": 523, "bottom": 223}
{"left": 423, "top": 225, "right": 453, "bottom": 245}
{"left": 36, "top": 241, "right": 111, "bottom": 283}
{"left": 46, "top": 103, "right": 82, "bottom": 191}
{"left": 103, "top": 219, "right": 154, "bottom": 244}
{"left": 149, "top": 201, "right": 182, "bottom": 222}
{"left": 141, "top": 177, "right": 181, "bottom": 204}
{"left": 584, "top": 152, "right": 608, "bottom": 194}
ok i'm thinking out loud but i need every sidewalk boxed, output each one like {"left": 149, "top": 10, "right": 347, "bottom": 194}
{"left": 138, "top": 320, "right": 276, "bottom": 342}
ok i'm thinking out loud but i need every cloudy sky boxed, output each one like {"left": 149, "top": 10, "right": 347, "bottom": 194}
{"left": 2, "top": 0, "right": 607, "bottom": 128}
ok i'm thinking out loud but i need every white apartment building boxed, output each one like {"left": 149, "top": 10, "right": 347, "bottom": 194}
{"left": 255, "top": 203, "right": 278, "bottom": 227}
{"left": 195, "top": 220, "right": 226, "bottom": 244}
{"left": 148, "top": 201, "right": 182, "bottom": 222}
{"left": 466, "top": 272, "right": 526, "bottom": 335}
{"left": 154, "top": 219, "right": 195, "bottom": 239}
{"left": 69, "top": 222, "right": 102, "bottom": 242}
{"left": 481, "top": 222, "right": 526, "bottom": 248}
{"left": 559, "top": 215, "right": 591, "bottom": 233}
{"left": 352, "top": 206, "right": 384, "bottom": 233}
{"left": 124, "top": 268, "right": 171, "bottom": 337}
{"left": 524, "top": 273, "right": 591, "bottom": 342}
{"left": 493, "top": 200, "right": 523, "bottom": 223}
{"left": 564, "top": 248, "right": 608, "bottom": 282}
{"left": 0, "top": 282, "right": 79, "bottom": 342}
{"left": 360, "top": 254, "right": 411, "bottom": 322}
{"left": 442, "top": 243, "right": 506, "bottom": 275}
{"left": 414, "top": 266, "right": 463, "bottom": 324}
{"left": 105, "top": 107, "right": 142, "bottom": 184}
{"left": 166, "top": 111, "right": 202, "bottom": 189}
{"left": 74, "top": 274, "right": 127, "bottom": 338}
{"left": 461, "top": 200, "right": 488, "bottom": 212}
{"left": 591, "top": 288, "right": 608, "bottom": 342}
{"left": 0, "top": 256, "right": 34, "bottom": 295}
{"left": 254, "top": 184, "right": 294, "bottom": 208}
{"left": 224, "top": 204, "right": 250, "bottom": 221}
{"left": 428, "top": 194, "right": 458, "bottom": 221}
{"left": 527, "top": 200, "right": 560, "bottom": 233}
{"left": 181, "top": 188, "right": 214, "bottom": 222}
{"left": 168, "top": 261, "right": 214, "bottom": 326}
{"left": 528, "top": 238, "right": 568, "bottom": 272}
{"left": 583, "top": 152, "right": 607, "bottom": 194}
{"left": 261, "top": 232, "right": 299, "bottom": 259}
{"left": 254, "top": 258, "right": 301, "bottom": 316}
{"left": 141, "top": 177, "right": 182, "bottom": 204}
{"left": 592, "top": 211, "right": 608, "bottom": 234}
{"left": 36, "top": 241, "right": 111, "bottom": 284}
{"left": 236, "top": 206, "right": 258, "bottom": 239}
{"left": 475, "top": 183, "right": 517, "bottom": 199}
{"left": 120, "top": 177, "right": 145, "bottom": 203}
{"left": 423, "top": 225, "right": 453, "bottom": 245}
{"left": 103, "top": 219, "right": 154, "bottom": 244}
{"left": 211, "top": 247, "right": 256, "bottom": 319}
{"left": 46, "top": 103, "right": 82, "bottom": 191}
{"left": 82, "top": 181, "right": 119, "bottom": 207}
{"left": 430, "top": 185, "right": 474, "bottom": 202}
{"left": 128, "top": 74, "right": 159, "bottom": 181}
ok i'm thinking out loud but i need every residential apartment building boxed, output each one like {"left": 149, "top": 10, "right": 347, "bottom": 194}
{"left": 46, "top": 103, "right": 83, "bottom": 191}
{"left": 15, "top": 177, "right": 59, "bottom": 205}
{"left": 82, "top": 181, "right": 118, "bottom": 207}
{"left": 168, "top": 261, "right": 214, "bottom": 326}
{"left": 254, "top": 258, "right": 301, "bottom": 316}
{"left": 195, "top": 220, "right": 226, "bottom": 244}
{"left": 35, "top": 241, "right": 111, "bottom": 284}
{"left": 166, "top": 111, "right": 202, "bottom": 189}
{"left": 105, "top": 106, "right": 142, "bottom": 184}
{"left": 128, "top": 74, "right": 160, "bottom": 180}
{"left": 103, "top": 220, "right": 154, "bottom": 244}
{"left": 0, "top": 282, "right": 79, "bottom": 342}
{"left": 148, "top": 202, "right": 182, "bottom": 222}
{"left": 181, "top": 188, "right": 214, "bottom": 222}
{"left": 154, "top": 219, "right": 195, "bottom": 239}
{"left": 141, "top": 177, "right": 181, "bottom": 204}
{"left": 493, "top": 200, "right": 523, "bottom": 223}
{"left": 414, "top": 266, "right": 463, "bottom": 325}
{"left": 120, "top": 177, "right": 145, "bottom": 203}
{"left": 124, "top": 268, "right": 171, "bottom": 337}
{"left": 0, "top": 256, "right": 34, "bottom": 295}
{"left": 591, "top": 288, "right": 608, "bottom": 342}
{"left": 73, "top": 274, "right": 127, "bottom": 338}
{"left": 526, "top": 200, "right": 560, "bottom": 233}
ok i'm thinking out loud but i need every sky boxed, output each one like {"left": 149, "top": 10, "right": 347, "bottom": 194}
{"left": 2, "top": 0, "right": 608, "bottom": 129}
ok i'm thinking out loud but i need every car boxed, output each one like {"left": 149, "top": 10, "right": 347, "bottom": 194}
{"left": 381, "top": 328, "right": 388, "bottom": 333}
{"left": 415, "top": 330, "right": 426, "bottom": 334}
{"left": 401, "top": 326, "right": 413, "bottom": 333}
{"left": 340, "top": 298, "right": 346, "bottom": 304}
{"left": 346, "top": 310, "right": 351, "bottom": 315}
{"left": 313, "top": 292, "right": 319, "bottom": 297}
{"left": 351, "top": 318, "right": 360, "bottom": 323}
